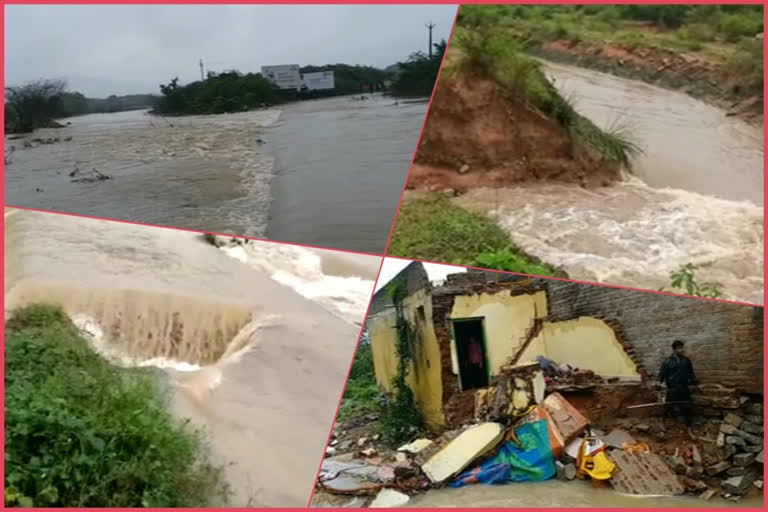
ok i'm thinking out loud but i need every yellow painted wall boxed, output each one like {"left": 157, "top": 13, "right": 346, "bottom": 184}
{"left": 449, "top": 290, "right": 547, "bottom": 377}
{"left": 368, "top": 288, "right": 444, "bottom": 430}
{"left": 518, "top": 317, "right": 640, "bottom": 378}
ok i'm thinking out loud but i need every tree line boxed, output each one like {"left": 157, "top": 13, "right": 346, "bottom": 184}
{"left": 4, "top": 40, "right": 447, "bottom": 133}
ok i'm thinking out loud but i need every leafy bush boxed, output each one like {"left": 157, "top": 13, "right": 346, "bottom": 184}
{"left": 659, "top": 263, "right": 722, "bottom": 298}
{"left": 717, "top": 12, "right": 763, "bottom": 42}
{"left": 337, "top": 341, "right": 380, "bottom": 421}
{"left": 390, "top": 40, "right": 447, "bottom": 98}
{"left": 473, "top": 250, "right": 559, "bottom": 277}
{"left": 5, "top": 305, "right": 229, "bottom": 507}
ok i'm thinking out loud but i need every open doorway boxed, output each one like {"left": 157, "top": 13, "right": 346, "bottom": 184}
{"left": 452, "top": 318, "right": 489, "bottom": 391}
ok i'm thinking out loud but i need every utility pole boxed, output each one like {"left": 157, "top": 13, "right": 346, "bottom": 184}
{"left": 426, "top": 22, "right": 436, "bottom": 58}
{"left": 199, "top": 58, "right": 204, "bottom": 81}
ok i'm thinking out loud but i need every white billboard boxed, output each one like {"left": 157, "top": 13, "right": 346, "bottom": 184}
{"left": 301, "top": 71, "right": 335, "bottom": 91}
{"left": 261, "top": 65, "right": 301, "bottom": 90}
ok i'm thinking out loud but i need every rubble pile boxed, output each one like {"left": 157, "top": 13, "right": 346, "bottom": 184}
{"left": 315, "top": 364, "right": 763, "bottom": 508}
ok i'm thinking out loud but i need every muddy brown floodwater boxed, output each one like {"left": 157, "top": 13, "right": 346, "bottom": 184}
{"left": 446, "top": 61, "right": 763, "bottom": 305}
{"left": 407, "top": 478, "right": 763, "bottom": 508}
{"left": 4, "top": 94, "right": 426, "bottom": 253}
{"left": 4, "top": 207, "right": 380, "bottom": 507}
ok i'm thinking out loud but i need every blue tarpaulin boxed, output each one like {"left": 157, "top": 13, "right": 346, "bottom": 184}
{"left": 449, "top": 419, "right": 556, "bottom": 487}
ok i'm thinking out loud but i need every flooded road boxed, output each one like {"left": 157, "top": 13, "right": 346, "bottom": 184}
{"left": 4, "top": 94, "right": 426, "bottom": 252}
{"left": 407, "top": 478, "right": 763, "bottom": 508}
{"left": 448, "top": 61, "right": 763, "bottom": 304}
{"left": 4, "top": 208, "right": 380, "bottom": 506}
{"left": 267, "top": 95, "right": 427, "bottom": 253}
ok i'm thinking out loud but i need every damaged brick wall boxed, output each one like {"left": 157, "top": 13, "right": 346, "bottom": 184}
{"left": 368, "top": 261, "right": 431, "bottom": 317}
{"left": 545, "top": 281, "right": 763, "bottom": 394}
{"left": 431, "top": 274, "right": 548, "bottom": 427}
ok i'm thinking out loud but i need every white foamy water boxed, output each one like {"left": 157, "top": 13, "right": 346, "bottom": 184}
{"left": 5, "top": 108, "right": 282, "bottom": 237}
{"left": 455, "top": 178, "right": 763, "bottom": 304}
{"left": 219, "top": 239, "right": 378, "bottom": 325}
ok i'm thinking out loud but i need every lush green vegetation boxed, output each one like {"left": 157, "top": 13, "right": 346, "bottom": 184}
{"left": 457, "top": 5, "right": 763, "bottom": 97}
{"left": 390, "top": 40, "right": 447, "bottom": 97}
{"left": 389, "top": 196, "right": 561, "bottom": 277}
{"left": 4, "top": 305, "right": 228, "bottom": 507}
{"left": 336, "top": 337, "right": 380, "bottom": 422}
{"left": 451, "top": 29, "right": 641, "bottom": 168}
{"left": 154, "top": 44, "right": 447, "bottom": 116}
{"left": 376, "top": 279, "right": 423, "bottom": 444}
{"left": 660, "top": 263, "right": 722, "bottom": 299}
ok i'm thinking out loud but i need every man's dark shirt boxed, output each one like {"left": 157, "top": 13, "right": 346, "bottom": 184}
{"left": 658, "top": 354, "right": 697, "bottom": 391}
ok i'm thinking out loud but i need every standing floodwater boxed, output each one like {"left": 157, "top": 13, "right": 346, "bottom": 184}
{"left": 266, "top": 94, "right": 427, "bottom": 253}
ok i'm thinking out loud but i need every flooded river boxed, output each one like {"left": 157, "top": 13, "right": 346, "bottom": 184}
{"left": 4, "top": 208, "right": 380, "bottom": 506}
{"left": 4, "top": 94, "right": 425, "bottom": 253}
{"left": 452, "top": 61, "right": 763, "bottom": 305}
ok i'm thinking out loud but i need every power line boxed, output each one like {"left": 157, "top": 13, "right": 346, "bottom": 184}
{"left": 425, "top": 22, "right": 436, "bottom": 58}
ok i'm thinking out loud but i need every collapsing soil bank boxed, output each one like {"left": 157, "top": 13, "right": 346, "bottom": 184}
{"left": 407, "top": 35, "right": 638, "bottom": 194}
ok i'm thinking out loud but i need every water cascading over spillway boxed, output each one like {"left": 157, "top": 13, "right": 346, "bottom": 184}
{"left": 4, "top": 208, "right": 269, "bottom": 367}
{"left": 4, "top": 208, "right": 369, "bottom": 507}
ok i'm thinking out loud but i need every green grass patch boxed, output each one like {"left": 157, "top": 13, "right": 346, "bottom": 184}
{"left": 389, "top": 196, "right": 560, "bottom": 277}
{"left": 4, "top": 305, "right": 229, "bottom": 507}
{"left": 336, "top": 341, "right": 379, "bottom": 422}
{"left": 451, "top": 28, "right": 642, "bottom": 168}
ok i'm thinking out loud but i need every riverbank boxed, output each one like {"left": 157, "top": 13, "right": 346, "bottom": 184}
{"left": 458, "top": 5, "right": 763, "bottom": 123}
{"left": 4, "top": 305, "right": 229, "bottom": 507}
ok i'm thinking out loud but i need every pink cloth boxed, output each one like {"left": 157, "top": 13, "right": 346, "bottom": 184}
{"left": 468, "top": 342, "right": 483, "bottom": 366}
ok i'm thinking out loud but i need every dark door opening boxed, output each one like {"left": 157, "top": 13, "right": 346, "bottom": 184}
{"left": 453, "top": 318, "right": 489, "bottom": 391}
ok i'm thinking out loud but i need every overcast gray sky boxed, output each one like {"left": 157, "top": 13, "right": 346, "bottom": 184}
{"left": 5, "top": 4, "right": 457, "bottom": 97}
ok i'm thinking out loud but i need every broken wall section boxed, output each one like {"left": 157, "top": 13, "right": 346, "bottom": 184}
{"left": 546, "top": 280, "right": 764, "bottom": 393}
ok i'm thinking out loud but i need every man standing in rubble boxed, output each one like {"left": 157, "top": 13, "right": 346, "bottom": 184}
{"left": 657, "top": 340, "right": 698, "bottom": 436}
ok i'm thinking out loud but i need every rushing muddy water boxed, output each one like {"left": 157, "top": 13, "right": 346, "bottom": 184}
{"left": 4, "top": 208, "right": 379, "bottom": 506}
{"left": 542, "top": 61, "right": 763, "bottom": 205}
{"left": 4, "top": 94, "right": 425, "bottom": 252}
{"left": 266, "top": 95, "right": 427, "bottom": 253}
{"left": 406, "top": 478, "right": 763, "bottom": 508}
{"left": 446, "top": 61, "right": 763, "bottom": 305}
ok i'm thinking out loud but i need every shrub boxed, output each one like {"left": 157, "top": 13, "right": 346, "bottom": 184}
{"left": 4, "top": 305, "right": 229, "bottom": 507}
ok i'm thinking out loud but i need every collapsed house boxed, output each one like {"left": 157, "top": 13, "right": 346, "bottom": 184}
{"left": 367, "top": 263, "right": 762, "bottom": 430}
{"left": 323, "top": 263, "right": 764, "bottom": 504}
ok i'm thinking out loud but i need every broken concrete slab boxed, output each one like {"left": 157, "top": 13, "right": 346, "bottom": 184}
{"left": 726, "top": 467, "right": 747, "bottom": 477}
{"left": 720, "top": 423, "right": 739, "bottom": 435}
{"left": 542, "top": 392, "right": 588, "bottom": 445}
{"left": 706, "top": 461, "right": 731, "bottom": 476}
{"left": 724, "top": 413, "right": 744, "bottom": 428}
{"left": 369, "top": 489, "right": 410, "bottom": 508}
{"left": 634, "top": 423, "right": 651, "bottom": 433}
{"left": 722, "top": 474, "right": 755, "bottom": 495}
{"left": 733, "top": 453, "right": 755, "bottom": 467}
{"left": 753, "top": 480, "right": 763, "bottom": 489}
{"left": 699, "top": 488, "right": 716, "bottom": 501}
{"left": 420, "top": 422, "right": 504, "bottom": 484}
{"left": 726, "top": 436, "right": 747, "bottom": 447}
{"left": 397, "top": 439, "right": 433, "bottom": 454}
{"left": 756, "top": 450, "right": 764, "bottom": 464}
{"left": 601, "top": 429, "right": 635, "bottom": 449}
{"left": 608, "top": 451, "right": 685, "bottom": 496}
